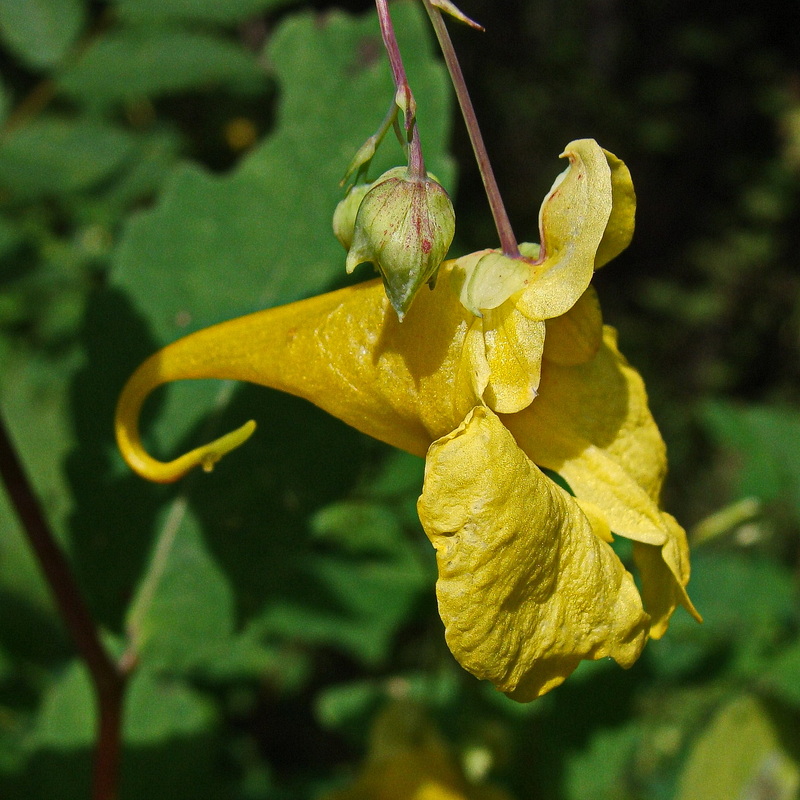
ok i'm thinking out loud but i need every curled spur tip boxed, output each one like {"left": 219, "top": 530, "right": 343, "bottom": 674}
{"left": 114, "top": 352, "right": 256, "bottom": 484}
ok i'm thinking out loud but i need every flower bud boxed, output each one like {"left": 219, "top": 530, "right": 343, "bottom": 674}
{"left": 345, "top": 167, "right": 455, "bottom": 321}
{"left": 333, "top": 183, "right": 372, "bottom": 251}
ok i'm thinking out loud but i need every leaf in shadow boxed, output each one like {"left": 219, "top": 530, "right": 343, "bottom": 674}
{"left": 65, "top": 286, "right": 173, "bottom": 629}
{"left": 6, "top": 658, "right": 230, "bottom": 800}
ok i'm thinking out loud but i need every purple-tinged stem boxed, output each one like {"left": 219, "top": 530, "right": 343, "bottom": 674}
{"left": 0, "top": 414, "right": 130, "bottom": 800}
{"left": 420, "top": 0, "right": 520, "bottom": 257}
{"left": 375, "top": 0, "right": 426, "bottom": 178}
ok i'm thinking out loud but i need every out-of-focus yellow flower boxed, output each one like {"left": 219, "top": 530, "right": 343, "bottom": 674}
{"left": 321, "top": 702, "right": 513, "bottom": 800}
{"left": 115, "top": 139, "right": 699, "bottom": 701}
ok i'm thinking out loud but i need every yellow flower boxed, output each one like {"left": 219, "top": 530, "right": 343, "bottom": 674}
{"left": 320, "top": 701, "right": 514, "bottom": 800}
{"left": 115, "top": 139, "right": 699, "bottom": 701}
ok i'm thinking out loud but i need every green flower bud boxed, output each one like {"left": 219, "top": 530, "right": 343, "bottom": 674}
{"left": 345, "top": 167, "right": 455, "bottom": 321}
{"left": 333, "top": 183, "right": 372, "bottom": 251}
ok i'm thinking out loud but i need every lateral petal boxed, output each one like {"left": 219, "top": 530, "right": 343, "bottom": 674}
{"left": 481, "top": 305, "right": 545, "bottom": 414}
{"left": 543, "top": 285, "right": 603, "bottom": 367}
{"left": 505, "top": 326, "right": 668, "bottom": 527}
{"left": 418, "top": 406, "right": 649, "bottom": 702}
{"left": 633, "top": 514, "right": 700, "bottom": 637}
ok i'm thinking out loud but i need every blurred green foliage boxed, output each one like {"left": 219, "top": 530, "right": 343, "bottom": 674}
{"left": 1, "top": 0, "right": 799, "bottom": 798}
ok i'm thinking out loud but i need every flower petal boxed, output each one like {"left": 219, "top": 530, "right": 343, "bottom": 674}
{"left": 115, "top": 273, "right": 489, "bottom": 481}
{"left": 417, "top": 406, "right": 649, "bottom": 702}
{"left": 543, "top": 286, "right": 603, "bottom": 367}
{"left": 503, "top": 326, "right": 700, "bottom": 631}
{"left": 516, "top": 139, "right": 613, "bottom": 321}
{"left": 481, "top": 305, "right": 545, "bottom": 413}
{"left": 505, "top": 326, "right": 667, "bottom": 523}
{"left": 633, "top": 513, "right": 698, "bottom": 637}
{"left": 450, "top": 250, "right": 546, "bottom": 413}
{"left": 594, "top": 149, "right": 636, "bottom": 270}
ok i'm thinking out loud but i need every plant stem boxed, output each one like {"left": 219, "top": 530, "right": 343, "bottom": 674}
{"left": 0, "top": 413, "right": 129, "bottom": 800}
{"left": 420, "top": 0, "right": 521, "bottom": 258}
{"left": 375, "top": 0, "right": 426, "bottom": 177}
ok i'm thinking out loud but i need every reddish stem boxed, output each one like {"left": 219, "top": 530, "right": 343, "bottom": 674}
{"left": 375, "top": 0, "right": 427, "bottom": 177}
{"left": 0, "top": 414, "right": 129, "bottom": 800}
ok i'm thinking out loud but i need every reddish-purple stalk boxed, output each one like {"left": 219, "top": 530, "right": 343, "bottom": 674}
{"left": 0, "top": 415, "right": 130, "bottom": 800}
{"left": 420, "top": 0, "right": 521, "bottom": 258}
{"left": 375, "top": 0, "right": 427, "bottom": 178}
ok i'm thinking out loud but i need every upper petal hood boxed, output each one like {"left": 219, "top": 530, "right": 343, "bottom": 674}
{"left": 515, "top": 139, "right": 613, "bottom": 321}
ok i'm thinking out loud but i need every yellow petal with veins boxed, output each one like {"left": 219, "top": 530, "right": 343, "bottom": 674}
{"left": 516, "top": 139, "right": 613, "bottom": 321}
{"left": 480, "top": 304, "right": 545, "bottom": 413}
{"left": 418, "top": 406, "right": 649, "bottom": 702}
{"left": 505, "top": 326, "right": 667, "bottom": 516}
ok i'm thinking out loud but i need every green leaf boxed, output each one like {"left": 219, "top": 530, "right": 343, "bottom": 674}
{"left": 0, "top": 0, "right": 85, "bottom": 70}
{"left": 646, "top": 550, "right": 796, "bottom": 678}
{"left": 0, "top": 345, "right": 81, "bottom": 677}
{"left": 180, "top": 388, "right": 430, "bottom": 667}
{"left": 0, "top": 77, "right": 10, "bottom": 127}
{"left": 0, "top": 483, "right": 54, "bottom": 619}
{"left": 199, "top": 622, "right": 311, "bottom": 688}
{"left": 90, "top": 128, "right": 181, "bottom": 218}
{"left": 34, "top": 660, "right": 94, "bottom": 750}
{"left": 703, "top": 401, "right": 800, "bottom": 514}
{"left": 0, "top": 344, "right": 80, "bottom": 614}
{"left": 24, "top": 659, "right": 223, "bottom": 800}
{"left": 126, "top": 500, "right": 236, "bottom": 672}
{"left": 310, "top": 501, "right": 404, "bottom": 557}
{"left": 254, "top": 541, "right": 428, "bottom": 665}
{"left": 33, "top": 658, "right": 216, "bottom": 750}
{"left": 124, "top": 669, "right": 216, "bottom": 745}
{"left": 112, "top": 0, "right": 298, "bottom": 25}
{"left": 112, "top": 2, "right": 454, "bottom": 345}
{"left": 58, "top": 28, "right": 264, "bottom": 106}
{"left": 760, "top": 639, "right": 800, "bottom": 708}
{"left": 316, "top": 671, "right": 459, "bottom": 737}
{"left": 360, "top": 449, "right": 426, "bottom": 527}
{"left": 676, "top": 695, "right": 800, "bottom": 800}
{"left": 0, "top": 118, "right": 137, "bottom": 201}
{"left": 563, "top": 721, "right": 641, "bottom": 800}
{"left": 0, "top": 214, "right": 22, "bottom": 261}
{"left": 315, "top": 680, "right": 384, "bottom": 734}
{"left": 363, "top": 449, "right": 425, "bottom": 501}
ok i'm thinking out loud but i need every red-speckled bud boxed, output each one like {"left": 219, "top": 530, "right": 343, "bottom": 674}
{"left": 345, "top": 167, "right": 455, "bottom": 320}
